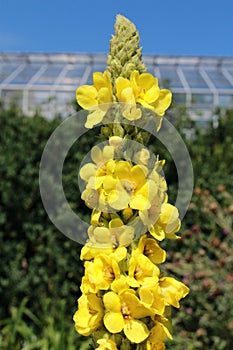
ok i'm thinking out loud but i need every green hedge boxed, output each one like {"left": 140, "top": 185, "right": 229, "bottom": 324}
{"left": 0, "top": 102, "right": 88, "bottom": 320}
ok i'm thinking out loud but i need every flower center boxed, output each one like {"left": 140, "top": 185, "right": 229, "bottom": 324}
{"left": 121, "top": 179, "right": 136, "bottom": 195}
{"left": 134, "top": 264, "right": 143, "bottom": 280}
{"left": 88, "top": 305, "right": 97, "bottom": 315}
{"left": 104, "top": 265, "right": 115, "bottom": 282}
{"left": 121, "top": 302, "right": 132, "bottom": 319}
{"left": 144, "top": 244, "right": 154, "bottom": 258}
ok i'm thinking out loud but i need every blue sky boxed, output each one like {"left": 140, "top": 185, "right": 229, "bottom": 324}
{"left": 0, "top": 0, "right": 233, "bottom": 57}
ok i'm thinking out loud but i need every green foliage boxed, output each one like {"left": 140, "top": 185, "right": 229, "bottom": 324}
{"left": 0, "top": 101, "right": 89, "bottom": 348}
{"left": 0, "top": 297, "right": 91, "bottom": 350}
{"left": 161, "top": 109, "right": 233, "bottom": 349}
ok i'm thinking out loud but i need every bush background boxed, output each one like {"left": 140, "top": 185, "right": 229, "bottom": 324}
{"left": 0, "top": 101, "right": 233, "bottom": 349}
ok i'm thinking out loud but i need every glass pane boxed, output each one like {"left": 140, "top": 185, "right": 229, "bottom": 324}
{"left": 181, "top": 67, "right": 208, "bottom": 89}
{"left": 28, "top": 90, "right": 53, "bottom": 106}
{"left": 34, "top": 65, "right": 65, "bottom": 85}
{"left": 205, "top": 68, "right": 232, "bottom": 89}
{"left": 218, "top": 94, "right": 233, "bottom": 107}
{"left": 54, "top": 90, "right": 73, "bottom": 104}
{"left": 57, "top": 64, "right": 86, "bottom": 86}
{"left": 224, "top": 68, "right": 233, "bottom": 81}
{"left": 0, "top": 63, "right": 19, "bottom": 83}
{"left": 191, "top": 93, "right": 213, "bottom": 105}
{"left": 10, "top": 65, "right": 41, "bottom": 84}
{"left": 159, "top": 65, "right": 183, "bottom": 89}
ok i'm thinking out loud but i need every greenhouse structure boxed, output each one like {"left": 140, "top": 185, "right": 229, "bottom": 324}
{"left": 1, "top": 52, "right": 233, "bottom": 122}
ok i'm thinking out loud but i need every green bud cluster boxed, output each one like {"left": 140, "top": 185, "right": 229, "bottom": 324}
{"left": 107, "top": 14, "right": 146, "bottom": 87}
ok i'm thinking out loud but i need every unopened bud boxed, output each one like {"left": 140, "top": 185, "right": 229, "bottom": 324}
{"left": 121, "top": 207, "right": 134, "bottom": 223}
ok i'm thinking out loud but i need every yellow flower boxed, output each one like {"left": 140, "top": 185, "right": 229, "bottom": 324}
{"left": 96, "top": 339, "right": 118, "bottom": 350}
{"left": 128, "top": 252, "right": 160, "bottom": 288}
{"left": 130, "top": 71, "right": 172, "bottom": 117}
{"left": 115, "top": 71, "right": 172, "bottom": 124}
{"left": 80, "top": 244, "right": 127, "bottom": 261}
{"left": 81, "top": 157, "right": 160, "bottom": 213}
{"left": 87, "top": 219, "right": 135, "bottom": 248}
{"left": 80, "top": 145, "right": 115, "bottom": 211}
{"left": 137, "top": 235, "right": 166, "bottom": 265}
{"left": 76, "top": 71, "right": 113, "bottom": 128}
{"left": 103, "top": 290, "right": 151, "bottom": 343}
{"left": 104, "top": 161, "right": 150, "bottom": 211}
{"left": 139, "top": 167, "right": 167, "bottom": 229}
{"left": 134, "top": 148, "right": 150, "bottom": 166}
{"left": 139, "top": 283, "right": 165, "bottom": 315}
{"left": 80, "top": 145, "right": 115, "bottom": 183}
{"left": 147, "top": 320, "right": 173, "bottom": 347}
{"left": 150, "top": 203, "right": 181, "bottom": 241}
{"left": 111, "top": 275, "right": 129, "bottom": 294}
{"left": 115, "top": 77, "right": 142, "bottom": 121}
{"left": 73, "top": 294, "right": 104, "bottom": 336}
{"left": 80, "top": 245, "right": 113, "bottom": 260}
{"left": 109, "top": 136, "right": 124, "bottom": 150}
{"left": 81, "top": 254, "right": 121, "bottom": 294}
{"left": 159, "top": 277, "right": 190, "bottom": 308}
{"left": 147, "top": 342, "right": 165, "bottom": 350}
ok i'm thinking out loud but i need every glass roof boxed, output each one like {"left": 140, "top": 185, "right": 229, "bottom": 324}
{"left": 0, "top": 52, "right": 233, "bottom": 118}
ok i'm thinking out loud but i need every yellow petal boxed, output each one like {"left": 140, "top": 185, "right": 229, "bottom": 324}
{"left": 93, "top": 227, "right": 112, "bottom": 244}
{"left": 109, "top": 218, "right": 124, "bottom": 228}
{"left": 149, "top": 225, "right": 165, "bottom": 241}
{"left": 130, "top": 193, "right": 150, "bottom": 211}
{"left": 80, "top": 245, "right": 113, "bottom": 260}
{"left": 144, "top": 84, "right": 160, "bottom": 104}
{"left": 106, "top": 159, "right": 116, "bottom": 174}
{"left": 120, "top": 87, "right": 136, "bottom": 104}
{"left": 91, "top": 145, "right": 102, "bottom": 165}
{"left": 102, "top": 145, "right": 115, "bottom": 162}
{"left": 93, "top": 72, "right": 107, "bottom": 90}
{"left": 108, "top": 189, "right": 130, "bottom": 211}
{"left": 98, "top": 87, "right": 113, "bottom": 105}
{"left": 79, "top": 163, "right": 97, "bottom": 182}
{"left": 122, "top": 105, "right": 142, "bottom": 121}
{"left": 81, "top": 188, "right": 99, "bottom": 209}
{"left": 103, "top": 292, "right": 121, "bottom": 312}
{"left": 124, "top": 319, "right": 149, "bottom": 343}
{"left": 159, "top": 277, "right": 190, "bottom": 308}
{"left": 152, "top": 89, "right": 172, "bottom": 116}
{"left": 139, "top": 285, "right": 165, "bottom": 315}
{"left": 85, "top": 109, "right": 106, "bottom": 128}
{"left": 159, "top": 203, "right": 180, "bottom": 235}
{"left": 111, "top": 246, "right": 127, "bottom": 262}
{"left": 109, "top": 136, "right": 123, "bottom": 149}
{"left": 148, "top": 323, "right": 168, "bottom": 344}
{"left": 130, "top": 165, "right": 147, "bottom": 189}
{"left": 116, "top": 77, "right": 131, "bottom": 96}
{"left": 76, "top": 85, "right": 98, "bottom": 109}
{"left": 138, "top": 73, "right": 156, "bottom": 91}
{"left": 97, "top": 339, "right": 118, "bottom": 350}
{"left": 103, "top": 175, "right": 119, "bottom": 194}
{"left": 118, "top": 226, "right": 135, "bottom": 246}
{"left": 144, "top": 238, "right": 166, "bottom": 264}
{"left": 104, "top": 312, "right": 124, "bottom": 333}
{"left": 121, "top": 291, "right": 151, "bottom": 319}
{"left": 114, "top": 161, "right": 131, "bottom": 179}
{"left": 111, "top": 275, "right": 129, "bottom": 293}
{"left": 90, "top": 209, "right": 101, "bottom": 226}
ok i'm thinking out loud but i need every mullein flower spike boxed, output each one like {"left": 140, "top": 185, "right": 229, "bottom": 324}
{"left": 73, "top": 14, "right": 189, "bottom": 349}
